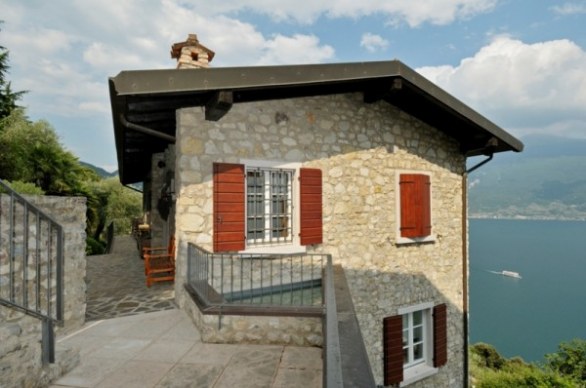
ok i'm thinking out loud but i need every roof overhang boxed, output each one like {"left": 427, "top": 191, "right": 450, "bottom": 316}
{"left": 109, "top": 60, "right": 523, "bottom": 184}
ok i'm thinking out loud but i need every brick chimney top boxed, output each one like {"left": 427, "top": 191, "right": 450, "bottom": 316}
{"left": 171, "top": 34, "right": 215, "bottom": 69}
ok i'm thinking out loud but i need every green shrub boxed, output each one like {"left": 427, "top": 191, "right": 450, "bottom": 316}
{"left": 471, "top": 343, "right": 507, "bottom": 370}
{"left": 3, "top": 180, "right": 45, "bottom": 195}
{"left": 470, "top": 343, "right": 578, "bottom": 388}
{"left": 545, "top": 339, "right": 586, "bottom": 386}
{"left": 86, "top": 236, "right": 106, "bottom": 255}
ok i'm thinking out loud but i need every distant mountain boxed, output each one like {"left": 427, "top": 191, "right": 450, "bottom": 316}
{"left": 468, "top": 135, "right": 586, "bottom": 220}
{"left": 80, "top": 162, "right": 118, "bottom": 179}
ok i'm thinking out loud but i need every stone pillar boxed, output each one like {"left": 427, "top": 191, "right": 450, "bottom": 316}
{"left": 0, "top": 195, "right": 86, "bottom": 386}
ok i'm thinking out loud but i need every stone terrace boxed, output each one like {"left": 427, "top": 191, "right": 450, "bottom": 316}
{"left": 51, "top": 236, "right": 323, "bottom": 387}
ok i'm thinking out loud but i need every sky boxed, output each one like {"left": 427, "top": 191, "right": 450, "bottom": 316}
{"left": 1, "top": 0, "right": 585, "bottom": 172}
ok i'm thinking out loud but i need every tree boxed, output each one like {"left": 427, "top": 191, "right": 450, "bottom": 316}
{"left": 546, "top": 339, "right": 586, "bottom": 385}
{"left": 86, "top": 177, "right": 142, "bottom": 237}
{"left": 0, "top": 22, "right": 26, "bottom": 120}
{"left": 0, "top": 109, "right": 98, "bottom": 194}
{"left": 85, "top": 177, "right": 142, "bottom": 254}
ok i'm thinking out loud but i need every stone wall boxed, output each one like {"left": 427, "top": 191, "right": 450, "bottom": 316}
{"left": 0, "top": 195, "right": 86, "bottom": 387}
{"left": 173, "top": 93, "right": 467, "bottom": 386}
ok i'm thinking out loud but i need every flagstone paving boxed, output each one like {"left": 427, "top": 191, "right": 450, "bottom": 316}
{"left": 85, "top": 236, "right": 176, "bottom": 320}
{"left": 62, "top": 235, "right": 323, "bottom": 387}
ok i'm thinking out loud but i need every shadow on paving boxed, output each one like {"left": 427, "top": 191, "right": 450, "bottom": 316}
{"left": 85, "top": 235, "right": 176, "bottom": 321}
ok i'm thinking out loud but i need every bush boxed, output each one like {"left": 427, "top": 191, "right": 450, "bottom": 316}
{"left": 3, "top": 180, "right": 45, "bottom": 195}
{"left": 545, "top": 339, "right": 586, "bottom": 385}
{"left": 476, "top": 366, "right": 574, "bottom": 388}
{"left": 86, "top": 236, "right": 106, "bottom": 255}
{"left": 470, "top": 343, "right": 577, "bottom": 388}
{"left": 471, "top": 343, "right": 506, "bottom": 370}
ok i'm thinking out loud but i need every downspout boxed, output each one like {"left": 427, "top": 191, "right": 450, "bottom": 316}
{"left": 462, "top": 150, "right": 494, "bottom": 387}
{"left": 462, "top": 172, "right": 469, "bottom": 388}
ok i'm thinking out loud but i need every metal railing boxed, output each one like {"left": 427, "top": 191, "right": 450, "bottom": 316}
{"left": 0, "top": 180, "right": 64, "bottom": 364}
{"left": 185, "top": 242, "right": 374, "bottom": 387}
{"left": 186, "top": 242, "right": 327, "bottom": 315}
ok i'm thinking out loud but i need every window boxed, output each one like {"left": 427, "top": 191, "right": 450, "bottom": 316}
{"left": 384, "top": 303, "right": 447, "bottom": 386}
{"left": 213, "top": 162, "right": 322, "bottom": 253}
{"left": 397, "top": 172, "right": 433, "bottom": 244}
{"left": 246, "top": 167, "right": 293, "bottom": 245}
{"left": 403, "top": 309, "right": 427, "bottom": 368}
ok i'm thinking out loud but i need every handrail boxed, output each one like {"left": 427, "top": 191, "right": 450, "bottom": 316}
{"left": 185, "top": 242, "right": 325, "bottom": 316}
{"left": 0, "top": 179, "right": 65, "bottom": 364}
{"left": 185, "top": 242, "right": 375, "bottom": 386}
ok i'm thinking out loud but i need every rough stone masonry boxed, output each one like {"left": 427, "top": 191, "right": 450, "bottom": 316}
{"left": 170, "top": 92, "right": 467, "bottom": 386}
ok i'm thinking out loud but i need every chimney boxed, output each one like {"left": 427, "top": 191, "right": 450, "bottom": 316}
{"left": 170, "top": 34, "right": 215, "bottom": 69}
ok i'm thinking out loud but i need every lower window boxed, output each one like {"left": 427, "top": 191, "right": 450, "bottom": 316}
{"left": 383, "top": 303, "right": 447, "bottom": 386}
{"left": 403, "top": 308, "right": 428, "bottom": 368}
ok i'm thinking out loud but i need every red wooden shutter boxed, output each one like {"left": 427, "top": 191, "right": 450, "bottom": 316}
{"left": 433, "top": 303, "right": 448, "bottom": 368}
{"left": 213, "top": 163, "right": 245, "bottom": 252}
{"left": 399, "top": 174, "right": 431, "bottom": 238}
{"left": 383, "top": 315, "right": 404, "bottom": 386}
{"left": 299, "top": 168, "right": 322, "bottom": 245}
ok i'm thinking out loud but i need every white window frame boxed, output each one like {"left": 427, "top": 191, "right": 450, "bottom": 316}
{"left": 395, "top": 170, "right": 436, "bottom": 245}
{"left": 240, "top": 159, "right": 305, "bottom": 255}
{"left": 398, "top": 302, "right": 438, "bottom": 386}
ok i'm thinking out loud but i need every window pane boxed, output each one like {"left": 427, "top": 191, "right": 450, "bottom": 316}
{"left": 403, "top": 348, "right": 409, "bottom": 364}
{"left": 413, "top": 310, "right": 423, "bottom": 325}
{"left": 414, "top": 343, "right": 424, "bottom": 361}
{"left": 413, "top": 326, "right": 423, "bottom": 343}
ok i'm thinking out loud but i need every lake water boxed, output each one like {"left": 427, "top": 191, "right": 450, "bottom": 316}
{"left": 469, "top": 219, "right": 586, "bottom": 363}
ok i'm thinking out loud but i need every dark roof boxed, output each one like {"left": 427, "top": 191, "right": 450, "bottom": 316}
{"left": 109, "top": 60, "right": 523, "bottom": 184}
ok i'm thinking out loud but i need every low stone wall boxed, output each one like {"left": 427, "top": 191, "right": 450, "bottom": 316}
{"left": 0, "top": 195, "right": 86, "bottom": 387}
{"left": 183, "top": 295, "right": 322, "bottom": 347}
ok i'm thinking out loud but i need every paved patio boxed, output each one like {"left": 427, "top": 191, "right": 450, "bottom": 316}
{"left": 53, "top": 235, "right": 323, "bottom": 387}
{"left": 85, "top": 236, "right": 176, "bottom": 320}
{"left": 52, "top": 309, "right": 322, "bottom": 388}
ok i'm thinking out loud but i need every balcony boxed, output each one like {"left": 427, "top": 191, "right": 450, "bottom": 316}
{"left": 185, "top": 243, "right": 327, "bottom": 318}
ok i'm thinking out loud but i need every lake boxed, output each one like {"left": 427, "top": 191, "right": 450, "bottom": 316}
{"left": 469, "top": 219, "right": 586, "bottom": 363}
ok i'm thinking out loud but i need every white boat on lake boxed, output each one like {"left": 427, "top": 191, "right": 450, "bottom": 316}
{"left": 501, "top": 270, "right": 522, "bottom": 279}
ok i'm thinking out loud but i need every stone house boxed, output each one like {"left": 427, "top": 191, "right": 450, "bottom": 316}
{"left": 108, "top": 36, "right": 522, "bottom": 386}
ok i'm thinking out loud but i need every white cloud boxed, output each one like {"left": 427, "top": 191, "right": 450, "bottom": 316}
{"left": 0, "top": 0, "right": 501, "bottom": 121}
{"left": 82, "top": 42, "right": 149, "bottom": 73}
{"left": 78, "top": 101, "right": 109, "bottom": 114}
{"left": 551, "top": 2, "right": 586, "bottom": 15}
{"left": 257, "top": 34, "right": 334, "bottom": 65}
{"left": 2, "top": 0, "right": 337, "bottom": 123}
{"left": 185, "top": 0, "right": 498, "bottom": 26}
{"left": 360, "top": 33, "right": 389, "bottom": 53}
{"left": 417, "top": 36, "right": 586, "bottom": 136}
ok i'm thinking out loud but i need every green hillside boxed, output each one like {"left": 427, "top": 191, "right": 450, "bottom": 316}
{"left": 468, "top": 135, "right": 586, "bottom": 220}
{"left": 80, "top": 161, "right": 117, "bottom": 179}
